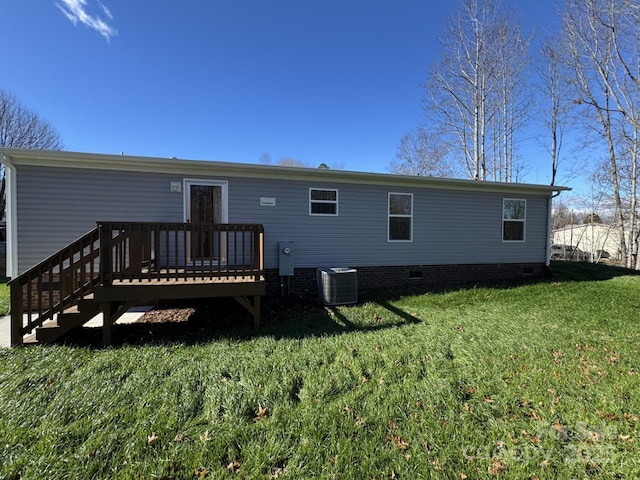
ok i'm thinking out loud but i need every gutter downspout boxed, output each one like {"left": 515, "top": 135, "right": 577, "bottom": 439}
{"left": 546, "top": 190, "right": 563, "bottom": 267}
{"left": 2, "top": 154, "right": 18, "bottom": 279}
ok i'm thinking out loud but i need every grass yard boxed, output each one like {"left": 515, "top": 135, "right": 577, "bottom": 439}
{"left": 1, "top": 262, "right": 639, "bottom": 479}
{"left": 0, "top": 282, "right": 9, "bottom": 316}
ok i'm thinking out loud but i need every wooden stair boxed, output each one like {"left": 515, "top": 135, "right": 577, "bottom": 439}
{"left": 10, "top": 222, "right": 265, "bottom": 346}
{"left": 35, "top": 297, "right": 101, "bottom": 344}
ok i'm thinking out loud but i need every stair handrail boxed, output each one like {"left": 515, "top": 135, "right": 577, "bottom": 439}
{"left": 9, "top": 227, "right": 101, "bottom": 346}
{"left": 9, "top": 222, "right": 266, "bottom": 345}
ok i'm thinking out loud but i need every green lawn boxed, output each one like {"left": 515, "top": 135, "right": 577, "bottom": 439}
{"left": 1, "top": 262, "right": 640, "bottom": 479}
{"left": 0, "top": 282, "right": 9, "bottom": 316}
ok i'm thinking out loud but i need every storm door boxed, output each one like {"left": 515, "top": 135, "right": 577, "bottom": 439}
{"left": 184, "top": 179, "right": 228, "bottom": 263}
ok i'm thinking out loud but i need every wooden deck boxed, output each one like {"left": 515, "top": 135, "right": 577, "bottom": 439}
{"left": 9, "top": 222, "right": 265, "bottom": 346}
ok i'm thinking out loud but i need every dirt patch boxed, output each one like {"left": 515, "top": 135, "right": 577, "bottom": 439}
{"left": 136, "top": 305, "right": 197, "bottom": 324}
{"left": 62, "top": 295, "right": 325, "bottom": 347}
{"left": 138, "top": 294, "right": 322, "bottom": 326}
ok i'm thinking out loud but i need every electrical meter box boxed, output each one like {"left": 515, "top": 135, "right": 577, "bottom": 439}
{"left": 279, "top": 242, "right": 295, "bottom": 276}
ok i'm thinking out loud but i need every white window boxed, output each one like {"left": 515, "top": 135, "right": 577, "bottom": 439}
{"left": 388, "top": 193, "right": 413, "bottom": 241}
{"left": 503, "top": 198, "right": 526, "bottom": 242}
{"left": 309, "top": 188, "right": 338, "bottom": 215}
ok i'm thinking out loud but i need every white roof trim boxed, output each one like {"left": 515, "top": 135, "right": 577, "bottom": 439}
{"left": 1, "top": 148, "right": 571, "bottom": 195}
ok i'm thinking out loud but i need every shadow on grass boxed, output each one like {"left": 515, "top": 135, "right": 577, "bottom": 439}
{"left": 549, "top": 260, "right": 640, "bottom": 282}
{"left": 59, "top": 294, "right": 425, "bottom": 349}
{"left": 57, "top": 262, "right": 637, "bottom": 348}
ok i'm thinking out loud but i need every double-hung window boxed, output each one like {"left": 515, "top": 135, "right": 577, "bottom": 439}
{"left": 502, "top": 199, "right": 526, "bottom": 241}
{"left": 388, "top": 193, "right": 413, "bottom": 241}
{"left": 309, "top": 188, "right": 338, "bottom": 215}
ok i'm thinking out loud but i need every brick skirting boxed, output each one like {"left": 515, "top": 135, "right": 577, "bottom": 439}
{"left": 20, "top": 263, "right": 547, "bottom": 309}
{"left": 265, "top": 263, "right": 548, "bottom": 296}
{"left": 20, "top": 274, "right": 60, "bottom": 310}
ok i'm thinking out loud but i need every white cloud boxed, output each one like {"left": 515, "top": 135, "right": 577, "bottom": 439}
{"left": 97, "top": 1, "right": 113, "bottom": 20}
{"left": 56, "top": 0, "right": 117, "bottom": 40}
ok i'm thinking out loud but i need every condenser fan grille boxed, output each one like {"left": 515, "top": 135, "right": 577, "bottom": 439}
{"left": 317, "top": 268, "right": 357, "bottom": 306}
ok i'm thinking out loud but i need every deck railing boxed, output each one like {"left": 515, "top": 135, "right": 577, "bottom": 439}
{"left": 99, "top": 222, "right": 265, "bottom": 284}
{"left": 10, "top": 222, "right": 265, "bottom": 345}
{"left": 9, "top": 228, "right": 101, "bottom": 345}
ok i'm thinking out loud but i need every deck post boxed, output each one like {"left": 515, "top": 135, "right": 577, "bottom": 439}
{"left": 99, "top": 223, "right": 112, "bottom": 287}
{"left": 253, "top": 295, "right": 261, "bottom": 329}
{"left": 10, "top": 222, "right": 264, "bottom": 344}
{"left": 232, "top": 295, "right": 261, "bottom": 329}
{"left": 254, "top": 229, "right": 264, "bottom": 281}
{"left": 102, "top": 302, "right": 116, "bottom": 346}
{"left": 10, "top": 282, "right": 24, "bottom": 346}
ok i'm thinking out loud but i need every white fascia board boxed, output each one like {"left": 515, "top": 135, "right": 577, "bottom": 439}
{"left": 0, "top": 148, "right": 571, "bottom": 196}
{"left": 1, "top": 154, "right": 19, "bottom": 278}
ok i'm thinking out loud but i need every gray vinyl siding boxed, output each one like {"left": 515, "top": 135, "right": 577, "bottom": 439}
{"left": 229, "top": 181, "right": 548, "bottom": 268}
{"left": 16, "top": 165, "right": 184, "bottom": 272}
{"left": 14, "top": 164, "right": 550, "bottom": 274}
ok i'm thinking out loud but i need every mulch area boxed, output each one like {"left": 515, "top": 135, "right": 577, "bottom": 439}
{"left": 138, "top": 294, "right": 321, "bottom": 326}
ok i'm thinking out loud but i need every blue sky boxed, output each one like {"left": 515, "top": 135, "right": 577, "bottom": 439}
{"left": 2, "top": 0, "right": 563, "bottom": 184}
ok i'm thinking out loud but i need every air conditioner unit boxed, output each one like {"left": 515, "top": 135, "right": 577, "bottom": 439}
{"left": 317, "top": 268, "right": 357, "bottom": 306}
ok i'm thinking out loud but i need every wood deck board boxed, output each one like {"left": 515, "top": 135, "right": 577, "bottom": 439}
{"left": 11, "top": 222, "right": 266, "bottom": 346}
{"left": 95, "top": 274, "right": 265, "bottom": 302}
{"left": 111, "top": 275, "right": 264, "bottom": 286}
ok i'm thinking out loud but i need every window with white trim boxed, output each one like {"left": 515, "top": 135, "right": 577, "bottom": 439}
{"left": 502, "top": 198, "right": 526, "bottom": 241}
{"left": 309, "top": 188, "right": 338, "bottom": 215}
{"left": 388, "top": 193, "right": 413, "bottom": 241}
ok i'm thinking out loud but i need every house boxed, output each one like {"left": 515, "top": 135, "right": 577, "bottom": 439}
{"left": 552, "top": 223, "right": 622, "bottom": 262}
{"left": 1, "top": 148, "right": 569, "bottom": 345}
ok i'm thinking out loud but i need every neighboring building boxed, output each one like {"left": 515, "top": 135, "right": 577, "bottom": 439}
{"left": 552, "top": 223, "right": 621, "bottom": 261}
{"left": 1, "top": 148, "right": 569, "bottom": 293}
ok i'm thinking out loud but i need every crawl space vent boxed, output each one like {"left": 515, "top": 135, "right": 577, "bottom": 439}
{"left": 317, "top": 268, "right": 357, "bottom": 306}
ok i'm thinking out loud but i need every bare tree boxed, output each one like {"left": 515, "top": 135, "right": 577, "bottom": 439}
{"left": 0, "top": 90, "right": 63, "bottom": 150}
{"left": 258, "top": 153, "right": 343, "bottom": 170}
{"left": 423, "top": 0, "right": 531, "bottom": 181}
{"left": 258, "top": 152, "right": 272, "bottom": 165}
{"left": 0, "top": 89, "right": 64, "bottom": 216}
{"left": 275, "top": 157, "right": 307, "bottom": 168}
{"left": 389, "top": 127, "right": 456, "bottom": 177}
{"left": 490, "top": 5, "right": 533, "bottom": 182}
{"left": 562, "top": 0, "right": 640, "bottom": 268}
{"left": 537, "top": 37, "right": 573, "bottom": 186}
{"left": 552, "top": 200, "right": 581, "bottom": 229}
{"left": 258, "top": 154, "right": 306, "bottom": 167}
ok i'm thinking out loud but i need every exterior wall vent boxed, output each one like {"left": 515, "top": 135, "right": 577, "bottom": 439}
{"left": 317, "top": 268, "right": 357, "bottom": 306}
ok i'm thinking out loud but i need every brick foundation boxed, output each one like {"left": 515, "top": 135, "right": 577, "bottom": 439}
{"left": 20, "top": 263, "right": 547, "bottom": 309}
{"left": 266, "top": 263, "right": 548, "bottom": 296}
{"left": 21, "top": 274, "right": 62, "bottom": 311}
